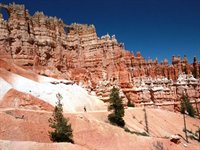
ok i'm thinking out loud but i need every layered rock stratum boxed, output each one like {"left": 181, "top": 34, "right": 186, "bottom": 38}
{"left": 0, "top": 3, "right": 199, "bottom": 112}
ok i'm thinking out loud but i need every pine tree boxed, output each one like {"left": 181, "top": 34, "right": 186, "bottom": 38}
{"left": 180, "top": 95, "right": 195, "bottom": 117}
{"left": 108, "top": 87, "right": 125, "bottom": 127}
{"left": 48, "top": 93, "right": 74, "bottom": 143}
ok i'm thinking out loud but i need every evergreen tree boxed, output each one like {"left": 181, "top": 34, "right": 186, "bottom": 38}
{"left": 180, "top": 95, "right": 195, "bottom": 117}
{"left": 48, "top": 93, "right": 74, "bottom": 143}
{"left": 108, "top": 87, "right": 125, "bottom": 127}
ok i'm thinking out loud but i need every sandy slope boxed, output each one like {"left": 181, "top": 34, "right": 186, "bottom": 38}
{"left": 0, "top": 140, "right": 88, "bottom": 150}
{"left": 0, "top": 59, "right": 106, "bottom": 112}
{"left": 0, "top": 108, "right": 199, "bottom": 150}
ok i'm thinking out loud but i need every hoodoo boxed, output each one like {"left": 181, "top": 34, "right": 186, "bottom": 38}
{"left": 0, "top": 3, "right": 199, "bottom": 111}
{"left": 0, "top": 2, "right": 200, "bottom": 150}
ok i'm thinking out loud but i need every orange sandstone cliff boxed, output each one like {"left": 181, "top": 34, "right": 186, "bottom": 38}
{"left": 0, "top": 3, "right": 199, "bottom": 111}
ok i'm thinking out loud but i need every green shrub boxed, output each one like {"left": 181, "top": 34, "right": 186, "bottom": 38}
{"left": 124, "top": 127, "right": 149, "bottom": 136}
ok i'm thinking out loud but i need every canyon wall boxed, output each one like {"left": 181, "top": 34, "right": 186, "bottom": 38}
{"left": 0, "top": 3, "right": 199, "bottom": 111}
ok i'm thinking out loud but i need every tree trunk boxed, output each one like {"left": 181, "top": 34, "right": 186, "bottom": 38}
{"left": 183, "top": 113, "right": 188, "bottom": 143}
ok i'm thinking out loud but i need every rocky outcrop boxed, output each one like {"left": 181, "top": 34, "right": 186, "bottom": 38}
{"left": 0, "top": 89, "right": 54, "bottom": 111}
{"left": 123, "top": 74, "right": 200, "bottom": 108}
{"left": 0, "top": 3, "right": 200, "bottom": 111}
{"left": 0, "top": 3, "right": 67, "bottom": 67}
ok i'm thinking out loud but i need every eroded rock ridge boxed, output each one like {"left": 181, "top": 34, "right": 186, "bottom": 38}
{"left": 0, "top": 3, "right": 199, "bottom": 111}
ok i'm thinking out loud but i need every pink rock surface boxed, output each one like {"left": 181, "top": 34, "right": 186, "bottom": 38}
{"left": 0, "top": 108, "right": 199, "bottom": 150}
{"left": 0, "top": 89, "right": 54, "bottom": 111}
{"left": 0, "top": 140, "right": 87, "bottom": 150}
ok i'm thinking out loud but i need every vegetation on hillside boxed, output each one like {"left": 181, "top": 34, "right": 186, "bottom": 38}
{"left": 180, "top": 95, "right": 195, "bottom": 117}
{"left": 48, "top": 93, "right": 74, "bottom": 143}
{"left": 108, "top": 87, "right": 125, "bottom": 127}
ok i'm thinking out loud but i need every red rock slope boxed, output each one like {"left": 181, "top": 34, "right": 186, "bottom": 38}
{"left": 0, "top": 108, "right": 199, "bottom": 150}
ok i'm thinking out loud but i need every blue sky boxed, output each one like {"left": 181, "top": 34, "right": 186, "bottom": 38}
{"left": 1, "top": 0, "right": 200, "bottom": 63}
